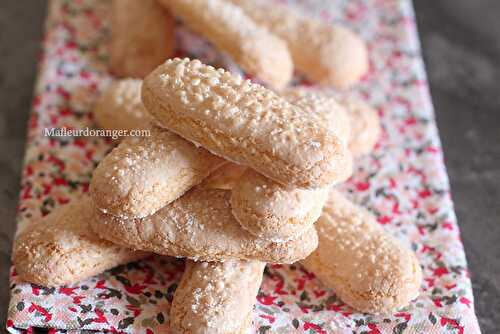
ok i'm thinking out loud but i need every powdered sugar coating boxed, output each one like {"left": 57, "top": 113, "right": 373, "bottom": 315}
{"left": 301, "top": 190, "right": 422, "bottom": 313}
{"left": 13, "top": 196, "right": 148, "bottom": 287}
{"left": 231, "top": 168, "right": 329, "bottom": 242}
{"left": 143, "top": 58, "right": 351, "bottom": 188}
{"left": 91, "top": 186, "right": 318, "bottom": 263}
{"left": 284, "top": 87, "right": 381, "bottom": 156}
{"left": 283, "top": 87, "right": 352, "bottom": 147}
{"left": 90, "top": 125, "right": 225, "bottom": 218}
{"left": 171, "top": 260, "right": 265, "bottom": 333}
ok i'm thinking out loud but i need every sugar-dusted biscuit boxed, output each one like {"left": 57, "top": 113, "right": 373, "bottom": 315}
{"left": 335, "top": 94, "right": 381, "bottom": 156}
{"left": 231, "top": 168, "right": 329, "bottom": 242}
{"left": 12, "top": 197, "right": 148, "bottom": 287}
{"left": 93, "top": 79, "right": 152, "bottom": 132}
{"left": 283, "top": 88, "right": 381, "bottom": 156}
{"left": 229, "top": 89, "right": 353, "bottom": 242}
{"left": 142, "top": 58, "right": 352, "bottom": 189}
{"left": 109, "top": 0, "right": 175, "bottom": 78}
{"left": 90, "top": 125, "right": 226, "bottom": 218}
{"left": 230, "top": 0, "right": 368, "bottom": 88}
{"left": 203, "top": 163, "right": 247, "bottom": 190}
{"left": 282, "top": 88, "right": 351, "bottom": 146}
{"left": 301, "top": 190, "right": 422, "bottom": 314}
{"left": 91, "top": 186, "right": 318, "bottom": 263}
{"left": 170, "top": 260, "right": 265, "bottom": 333}
{"left": 157, "top": 0, "right": 292, "bottom": 89}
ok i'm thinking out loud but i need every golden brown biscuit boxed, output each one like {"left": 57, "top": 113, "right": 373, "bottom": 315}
{"left": 90, "top": 125, "right": 226, "bottom": 218}
{"left": 109, "top": 0, "right": 175, "bottom": 78}
{"left": 12, "top": 196, "right": 148, "bottom": 287}
{"left": 158, "top": 0, "right": 292, "bottom": 89}
{"left": 231, "top": 169, "right": 329, "bottom": 242}
{"left": 142, "top": 58, "right": 352, "bottom": 188}
{"left": 301, "top": 190, "right": 422, "bottom": 314}
{"left": 93, "top": 79, "right": 152, "bottom": 132}
{"left": 91, "top": 186, "right": 318, "bottom": 263}
{"left": 230, "top": 0, "right": 368, "bottom": 88}
{"left": 170, "top": 260, "right": 265, "bottom": 334}
{"left": 203, "top": 163, "right": 247, "bottom": 190}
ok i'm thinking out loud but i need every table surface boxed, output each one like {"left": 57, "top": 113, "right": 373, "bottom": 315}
{"left": 0, "top": 1, "right": 498, "bottom": 333}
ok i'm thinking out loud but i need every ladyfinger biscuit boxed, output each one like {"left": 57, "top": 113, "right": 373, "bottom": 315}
{"left": 231, "top": 168, "right": 329, "bottom": 242}
{"left": 170, "top": 260, "right": 265, "bottom": 334}
{"left": 94, "top": 79, "right": 152, "bottom": 132}
{"left": 284, "top": 88, "right": 381, "bottom": 156}
{"left": 109, "top": 0, "right": 175, "bottom": 78}
{"left": 90, "top": 125, "right": 225, "bottom": 218}
{"left": 282, "top": 88, "right": 352, "bottom": 146}
{"left": 203, "top": 163, "right": 247, "bottom": 190}
{"left": 301, "top": 190, "right": 422, "bottom": 314}
{"left": 230, "top": 0, "right": 368, "bottom": 88}
{"left": 157, "top": 0, "right": 292, "bottom": 89}
{"left": 12, "top": 197, "right": 148, "bottom": 287}
{"left": 229, "top": 89, "right": 352, "bottom": 242}
{"left": 142, "top": 58, "right": 352, "bottom": 188}
{"left": 336, "top": 94, "right": 381, "bottom": 156}
{"left": 91, "top": 186, "right": 318, "bottom": 263}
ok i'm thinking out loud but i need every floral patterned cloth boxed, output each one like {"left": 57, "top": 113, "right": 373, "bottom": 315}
{"left": 7, "top": 0, "right": 482, "bottom": 333}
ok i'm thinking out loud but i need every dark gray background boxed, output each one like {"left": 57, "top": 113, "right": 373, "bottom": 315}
{"left": 0, "top": 1, "right": 498, "bottom": 333}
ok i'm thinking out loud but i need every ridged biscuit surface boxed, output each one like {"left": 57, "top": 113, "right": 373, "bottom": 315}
{"left": 143, "top": 58, "right": 351, "bottom": 188}
{"left": 13, "top": 197, "right": 148, "bottom": 287}
{"left": 91, "top": 186, "right": 318, "bottom": 263}
{"left": 301, "top": 190, "right": 422, "bottom": 313}
{"left": 170, "top": 260, "right": 265, "bottom": 334}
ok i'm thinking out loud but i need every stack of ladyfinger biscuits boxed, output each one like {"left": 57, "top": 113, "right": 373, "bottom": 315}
{"left": 13, "top": 0, "right": 423, "bottom": 332}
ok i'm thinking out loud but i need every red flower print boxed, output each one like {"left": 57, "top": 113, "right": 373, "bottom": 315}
{"left": 433, "top": 298, "right": 443, "bottom": 307}
{"left": 58, "top": 286, "right": 77, "bottom": 296}
{"left": 440, "top": 317, "right": 464, "bottom": 334}
{"left": 377, "top": 215, "right": 392, "bottom": 224}
{"left": 395, "top": 312, "right": 411, "bottom": 321}
{"left": 259, "top": 314, "right": 275, "bottom": 324}
{"left": 124, "top": 284, "right": 147, "bottom": 294}
{"left": 95, "top": 280, "right": 106, "bottom": 289}
{"left": 355, "top": 181, "right": 370, "bottom": 191}
{"left": 28, "top": 303, "right": 52, "bottom": 322}
{"left": 418, "top": 189, "right": 432, "bottom": 199}
{"left": 459, "top": 297, "right": 471, "bottom": 308}
{"left": 433, "top": 267, "right": 449, "bottom": 277}
{"left": 93, "top": 309, "right": 108, "bottom": 324}
{"left": 303, "top": 322, "right": 326, "bottom": 334}
{"left": 257, "top": 295, "right": 276, "bottom": 306}
{"left": 367, "top": 323, "right": 381, "bottom": 334}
